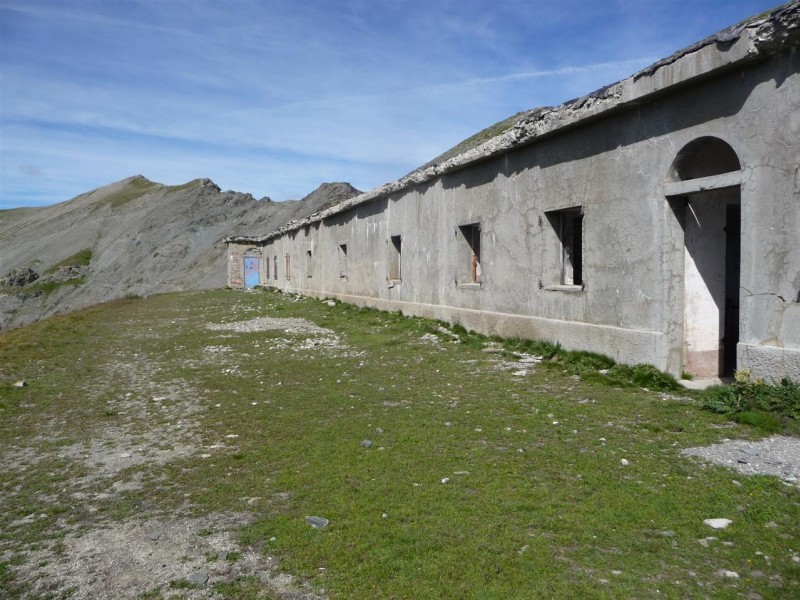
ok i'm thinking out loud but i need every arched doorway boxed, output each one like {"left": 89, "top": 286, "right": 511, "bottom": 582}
{"left": 666, "top": 137, "right": 742, "bottom": 378}
{"left": 243, "top": 248, "right": 262, "bottom": 288}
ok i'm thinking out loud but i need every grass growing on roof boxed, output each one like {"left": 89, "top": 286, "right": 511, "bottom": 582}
{"left": 0, "top": 289, "right": 798, "bottom": 599}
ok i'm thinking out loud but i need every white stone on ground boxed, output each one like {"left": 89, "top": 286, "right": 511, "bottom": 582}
{"left": 704, "top": 518, "right": 732, "bottom": 529}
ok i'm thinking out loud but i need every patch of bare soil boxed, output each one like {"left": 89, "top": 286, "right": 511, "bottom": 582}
{"left": 12, "top": 514, "right": 321, "bottom": 600}
{"left": 206, "top": 317, "right": 333, "bottom": 336}
{"left": 0, "top": 367, "right": 201, "bottom": 502}
{"left": 206, "top": 316, "right": 364, "bottom": 359}
{"left": 1, "top": 327, "right": 329, "bottom": 599}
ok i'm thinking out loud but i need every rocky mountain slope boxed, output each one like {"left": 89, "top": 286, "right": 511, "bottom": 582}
{"left": 0, "top": 176, "right": 360, "bottom": 330}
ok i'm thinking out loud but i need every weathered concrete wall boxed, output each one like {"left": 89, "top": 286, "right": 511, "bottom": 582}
{"left": 233, "top": 7, "right": 800, "bottom": 382}
{"left": 733, "top": 47, "right": 800, "bottom": 383}
{"left": 227, "top": 245, "right": 245, "bottom": 289}
{"left": 252, "top": 48, "right": 799, "bottom": 381}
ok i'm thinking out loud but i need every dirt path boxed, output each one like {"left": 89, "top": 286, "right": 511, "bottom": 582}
{"left": 1, "top": 315, "right": 331, "bottom": 599}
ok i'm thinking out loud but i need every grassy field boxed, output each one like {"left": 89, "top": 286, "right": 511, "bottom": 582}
{"left": 0, "top": 289, "right": 798, "bottom": 599}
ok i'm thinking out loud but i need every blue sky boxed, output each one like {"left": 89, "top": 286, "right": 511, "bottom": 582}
{"left": 0, "top": 0, "right": 782, "bottom": 208}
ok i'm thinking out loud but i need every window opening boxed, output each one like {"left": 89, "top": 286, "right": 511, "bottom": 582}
{"left": 458, "top": 224, "right": 481, "bottom": 284}
{"left": 285, "top": 254, "right": 291, "bottom": 280}
{"left": 273, "top": 256, "right": 278, "bottom": 280}
{"left": 545, "top": 208, "right": 583, "bottom": 286}
{"left": 306, "top": 250, "right": 313, "bottom": 279}
{"left": 338, "top": 244, "right": 348, "bottom": 279}
{"left": 559, "top": 209, "right": 582, "bottom": 285}
{"left": 389, "top": 235, "right": 402, "bottom": 281}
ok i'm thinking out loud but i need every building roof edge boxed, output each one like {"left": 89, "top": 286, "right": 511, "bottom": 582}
{"left": 228, "top": 1, "right": 799, "bottom": 244}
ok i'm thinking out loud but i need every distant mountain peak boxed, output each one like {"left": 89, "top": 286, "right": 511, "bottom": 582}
{"left": 300, "top": 182, "right": 361, "bottom": 208}
{"left": 0, "top": 176, "right": 361, "bottom": 330}
{"left": 200, "top": 178, "right": 220, "bottom": 191}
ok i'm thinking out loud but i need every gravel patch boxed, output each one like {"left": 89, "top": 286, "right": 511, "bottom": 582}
{"left": 10, "top": 513, "right": 324, "bottom": 600}
{"left": 682, "top": 435, "right": 800, "bottom": 486}
{"left": 207, "top": 317, "right": 334, "bottom": 336}
{"left": 0, "top": 362, "right": 203, "bottom": 502}
{"left": 268, "top": 335, "right": 344, "bottom": 352}
{"left": 418, "top": 333, "right": 441, "bottom": 344}
{"left": 206, "top": 317, "right": 361, "bottom": 357}
{"left": 1, "top": 337, "right": 324, "bottom": 599}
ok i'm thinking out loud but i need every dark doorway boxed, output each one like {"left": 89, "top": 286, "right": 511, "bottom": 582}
{"left": 669, "top": 136, "right": 742, "bottom": 379}
{"left": 723, "top": 204, "right": 741, "bottom": 375}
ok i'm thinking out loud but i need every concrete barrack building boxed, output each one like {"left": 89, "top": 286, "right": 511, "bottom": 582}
{"left": 226, "top": 2, "right": 800, "bottom": 382}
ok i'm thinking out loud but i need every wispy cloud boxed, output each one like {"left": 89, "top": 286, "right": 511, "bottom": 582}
{"left": 413, "top": 57, "right": 658, "bottom": 98}
{"left": 0, "top": 0, "right": 781, "bottom": 208}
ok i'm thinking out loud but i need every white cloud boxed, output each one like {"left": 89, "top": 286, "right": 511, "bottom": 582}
{"left": 0, "top": 0, "right": 782, "bottom": 208}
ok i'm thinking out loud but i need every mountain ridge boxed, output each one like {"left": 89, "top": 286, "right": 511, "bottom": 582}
{"left": 0, "top": 176, "right": 360, "bottom": 330}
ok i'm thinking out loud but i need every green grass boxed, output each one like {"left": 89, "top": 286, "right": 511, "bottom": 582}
{"left": 213, "top": 577, "right": 282, "bottom": 599}
{"left": 23, "top": 276, "right": 86, "bottom": 295}
{"left": 701, "top": 370, "right": 800, "bottom": 433}
{"left": 446, "top": 324, "right": 681, "bottom": 392}
{"left": 43, "top": 248, "right": 93, "bottom": 274}
{"left": 164, "top": 179, "right": 205, "bottom": 192}
{"left": 732, "top": 411, "right": 783, "bottom": 433}
{"left": 95, "top": 177, "right": 158, "bottom": 209}
{"left": 89, "top": 177, "right": 203, "bottom": 212}
{"left": 0, "top": 247, "right": 92, "bottom": 296}
{"left": 1, "top": 289, "right": 798, "bottom": 599}
{"left": 421, "top": 111, "right": 530, "bottom": 168}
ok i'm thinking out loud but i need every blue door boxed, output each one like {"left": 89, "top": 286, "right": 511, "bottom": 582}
{"left": 244, "top": 257, "right": 260, "bottom": 288}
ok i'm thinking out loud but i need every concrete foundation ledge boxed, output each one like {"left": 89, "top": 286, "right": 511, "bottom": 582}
{"left": 290, "top": 288, "right": 669, "bottom": 373}
{"left": 738, "top": 343, "right": 800, "bottom": 383}
{"left": 678, "top": 377, "right": 733, "bottom": 391}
